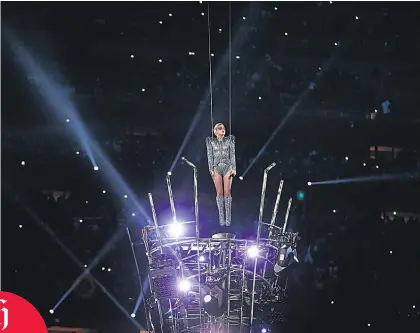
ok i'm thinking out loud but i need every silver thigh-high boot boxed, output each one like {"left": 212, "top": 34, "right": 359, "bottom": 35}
{"left": 224, "top": 195, "right": 232, "bottom": 226}
{"left": 216, "top": 196, "right": 225, "bottom": 226}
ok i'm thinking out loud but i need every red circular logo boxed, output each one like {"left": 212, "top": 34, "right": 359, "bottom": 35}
{"left": 0, "top": 291, "right": 48, "bottom": 333}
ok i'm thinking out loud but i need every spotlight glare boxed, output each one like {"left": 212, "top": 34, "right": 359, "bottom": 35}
{"left": 204, "top": 294, "right": 212, "bottom": 303}
{"left": 124, "top": 194, "right": 128, "bottom": 199}
{"left": 76, "top": 151, "right": 80, "bottom": 155}
{"left": 167, "top": 171, "right": 172, "bottom": 176}
{"left": 49, "top": 309, "right": 54, "bottom": 314}
{"left": 247, "top": 245, "right": 259, "bottom": 258}
{"left": 21, "top": 161, "right": 26, "bottom": 166}
{"left": 168, "top": 222, "right": 183, "bottom": 238}
{"left": 239, "top": 176, "right": 244, "bottom": 180}
{"left": 262, "top": 329, "right": 267, "bottom": 333}
{"left": 132, "top": 213, "right": 136, "bottom": 216}
{"left": 131, "top": 313, "right": 136, "bottom": 318}
{"left": 93, "top": 166, "right": 99, "bottom": 171}
{"left": 66, "top": 118, "right": 70, "bottom": 123}
{"left": 178, "top": 279, "right": 191, "bottom": 292}
{"left": 307, "top": 181, "right": 312, "bottom": 186}
{"left": 102, "top": 190, "right": 106, "bottom": 194}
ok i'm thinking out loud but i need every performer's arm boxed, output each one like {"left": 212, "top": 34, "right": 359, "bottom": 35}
{"left": 229, "top": 135, "right": 236, "bottom": 173}
{"left": 206, "top": 137, "right": 214, "bottom": 176}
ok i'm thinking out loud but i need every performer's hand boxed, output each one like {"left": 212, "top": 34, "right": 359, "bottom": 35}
{"left": 230, "top": 169, "right": 236, "bottom": 177}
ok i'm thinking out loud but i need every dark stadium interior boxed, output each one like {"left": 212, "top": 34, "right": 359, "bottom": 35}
{"left": 2, "top": 2, "right": 420, "bottom": 333}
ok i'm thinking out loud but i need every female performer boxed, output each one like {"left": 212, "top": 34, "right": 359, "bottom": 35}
{"left": 206, "top": 123, "right": 236, "bottom": 226}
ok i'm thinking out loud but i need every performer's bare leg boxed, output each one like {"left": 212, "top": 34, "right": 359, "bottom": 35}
{"left": 212, "top": 171, "right": 225, "bottom": 226}
{"left": 223, "top": 171, "right": 233, "bottom": 226}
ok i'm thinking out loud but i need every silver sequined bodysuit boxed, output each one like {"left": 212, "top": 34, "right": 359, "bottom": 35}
{"left": 206, "top": 135, "right": 236, "bottom": 177}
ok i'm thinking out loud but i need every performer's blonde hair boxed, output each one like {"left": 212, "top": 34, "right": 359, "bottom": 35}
{"left": 213, "top": 123, "right": 225, "bottom": 136}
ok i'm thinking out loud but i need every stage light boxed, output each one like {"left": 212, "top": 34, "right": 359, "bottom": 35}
{"left": 167, "top": 171, "right": 172, "bottom": 176}
{"left": 19, "top": 225, "right": 23, "bottom": 229}
{"left": 393, "top": 211, "right": 396, "bottom": 215}
{"left": 159, "top": 21, "right": 163, "bottom": 24}
{"left": 333, "top": 209, "right": 336, "bottom": 213}
{"left": 239, "top": 176, "right": 244, "bottom": 180}
{"left": 345, "top": 156, "right": 349, "bottom": 161}
{"left": 21, "top": 161, "right": 26, "bottom": 166}
{"left": 330, "top": 300, "right": 334, "bottom": 304}
{"left": 355, "top": 16, "right": 359, "bottom": 20}
{"left": 274, "top": 7, "right": 278, "bottom": 10}
{"left": 85, "top": 201, "right": 89, "bottom": 204}
{"left": 413, "top": 305, "right": 416, "bottom": 309}
{"left": 219, "top": 29, "right": 222, "bottom": 33}
{"left": 201, "top": 12, "right": 205, "bottom": 16}
{"left": 102, "top": 190, "right": 106, "bottom": 194}
{"left": 93, "top": 166, "right": 99, "bottom": 171}
{"left": 334, "top": 42, "right": 339, "bottom": 46}
{"left": 84, "top": 264, "right": 87, "bottom": 268}
{"left": 363, "top": 162, "right": 366, "bottom": 166}
{"left": 159, "top": 58, "right": 163, "bottom": 63}
{"left": 242, "top": 16, "right": 246, "bottom": 20}
{"left": 168, "top": 222, "right": 183, "bottom": 238}
{"left": 389, "top": 250, "right": 393, "bottom": 254}
{"left": 199, "top": 255, "right": 205, "bottom": 262}
{"left": 76, "top": 151, "right": 80, "bottom": 155}
{"left": 262, "top": 329, "right": 267, "bottom": 333}
{"left": 49, "top": 309, "right": 54, "bottom": 314}
{"left": 247, "top": 246, "right": 259, "bottom": 258}
{"left": 297, "top": 190, "right": 305, "bottom": 200}
{"left": 131, "top": 313, "right": 136, "bottom": 318}
{"left": 204, "top": 295, "right": 212, "bottom": 303}
{"left": 142, "top": 88, "right": 146, "bottom": 92}
{"left": 236, "top": 55, "right": 240, "bottom": 59}
{"left": 258, "top": 96, "right": 262, "bottom": 100}
{"left": 178, "top": 279, "right": 191, "bottom": 292}
{"left": 130, "top": 54, "right": 134, "bottom": 59}
{"left": 79, "top": 219, "right": 83, "bottom": 223}
{"left": 376, "top": 165, "right": 379, "bottom": 169}
{"left": 284, "top": 32, "right": 288, "bottom": 36}
{"left": 168, "top": 13, "right": 172, "bottom": 17}
{"left": 367, "top": 323, "right": 371, "bottom": 327}
{"left": 66, "top": 118, "right": 70, "bottom": 123}
{"left": 124, "top": 194, "right": 128, "bottom": 199}
{"left": 102, "top": 267, "right": 106, "bottom": 271}
{"left": 211, "top": 53, "right": 215, "bottom": 57}
{"left": 307, "top": 181, "right": 312, "bottom": 186}
{"left": 132, "top": 213, "right": 136, "bottom": 217}
{"left": 108, "top": 268, "right": 111, "bottom": 272}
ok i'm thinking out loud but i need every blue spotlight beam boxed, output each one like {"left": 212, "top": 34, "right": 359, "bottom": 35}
{"left": 10, "top": 193, "right": 143, "bottom": 330}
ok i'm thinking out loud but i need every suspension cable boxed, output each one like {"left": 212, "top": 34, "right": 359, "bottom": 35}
{"left": 228, "top": 1, "right": 232, "bottom": 135}
{"left": 207, "top": 2, "right": 214, "bottom": 137}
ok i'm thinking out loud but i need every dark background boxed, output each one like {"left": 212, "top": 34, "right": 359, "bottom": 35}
{"left": 2, "top": 2, "right": 420, "bottom": 333}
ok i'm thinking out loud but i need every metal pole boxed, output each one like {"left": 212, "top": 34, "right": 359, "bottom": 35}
{"left": 166, "top": 173, "right": 177, "bottom": 222}
{"left": 182, "top": 157, "right": 202, "bottom": 330}
{"left": 256, "top": 162, "right": 276, "bottom": 244}
{"left": 148, "top": 193, "right": 163, "bottom": 254}
{"left": 251, "top": 162, "right": 276, "bottom": 332}
{"left": 181, "top": 156, "right": 200, "bottom": 239}
{"left": 126, "top": 228, "right": 152, "bottom": 333}
{"left": 283, "top": 198, "right": 293, "bottom": 233}
{"left": 263, "top": 179, "right": 284, "bottom": 277}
